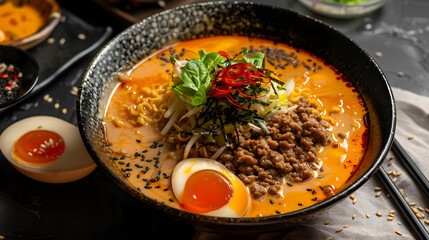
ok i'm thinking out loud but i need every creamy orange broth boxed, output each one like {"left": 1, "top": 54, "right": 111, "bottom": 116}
{"left": 103, "top": 36, "right": 367, "bottom": 217}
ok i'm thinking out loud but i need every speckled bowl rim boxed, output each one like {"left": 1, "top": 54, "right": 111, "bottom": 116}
{"left": 77, "top": 1, "right": 395, "bottom": 228}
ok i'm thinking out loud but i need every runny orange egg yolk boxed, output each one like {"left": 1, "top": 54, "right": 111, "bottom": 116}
{"left": 13, "top": 130, "right": 65, "bottom": 164}
{"left": 181, "top": 170, "right": 234, "bottom": 214}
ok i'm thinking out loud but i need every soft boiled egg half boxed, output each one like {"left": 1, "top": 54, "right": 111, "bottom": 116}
{"left": 0, "top": 116, "right": 96, "bottom": 183}
{"left": 171, "top": 158, "right": 250, "bottom": 218}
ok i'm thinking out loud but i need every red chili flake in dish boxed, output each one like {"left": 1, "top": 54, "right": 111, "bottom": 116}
{"left": 0, "top": 63, "right": 23, "bottom": 104}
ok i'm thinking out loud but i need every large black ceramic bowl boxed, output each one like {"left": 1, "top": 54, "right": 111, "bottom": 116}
{"left": 77, "top": 1, "right": 395, "bottom": 234}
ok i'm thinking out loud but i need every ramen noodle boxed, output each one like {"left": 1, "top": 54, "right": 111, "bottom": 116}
{"left": 102, "top": 36, "right": 368, "bottom": 218}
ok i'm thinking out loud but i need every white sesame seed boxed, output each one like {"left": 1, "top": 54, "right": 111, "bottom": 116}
{"left": 395, "top": 230, "right": 402, "bottom": 236}
{"left": 397, "top": 72, "right": 404, "bottom": 77}
{"left": 54, "top": 103, "right": 60, "bottom": 109}
{"left": 78, "top": 33, "right": 86, "bottom": 40}
{"left": 59, "top": 38, "right": 66, "bottom": 45}
{"left": 375, "top": 192, "right": 382, "bottom": 197}
{"left": 47, "top": 38, "right": 55, "bottom": 44}
{"left": 375, "top": 52, "right": 383, "bottom": 57}
{"left": 376, "top": 211, "right": 382, "bottom": 217}
{"left": 62, "top": 108, "right": 67, "bottom": 114}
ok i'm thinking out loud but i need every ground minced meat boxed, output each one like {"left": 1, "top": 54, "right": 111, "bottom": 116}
{"left": 218, "top": 97, "right": 332, "bottom": 199}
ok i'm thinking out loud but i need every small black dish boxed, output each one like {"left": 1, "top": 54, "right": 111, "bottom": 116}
{"left": 0, "top": 46, "right": 39, "bottom": 110}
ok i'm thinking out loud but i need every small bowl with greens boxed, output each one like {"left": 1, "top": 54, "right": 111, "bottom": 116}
{"left": 298, "top": 0, "right": 388, "bottom": 18}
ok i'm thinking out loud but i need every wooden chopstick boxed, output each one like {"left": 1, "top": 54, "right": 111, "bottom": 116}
{"left": 391, "top": 138, "right": 429, "bottom": 198}
{"left": 376, "top": 167, "right": 429, "bottom": 240}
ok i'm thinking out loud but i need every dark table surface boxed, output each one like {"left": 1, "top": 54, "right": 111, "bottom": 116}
{"left": 1, "top": 0, "right": 428, "bottom": 239}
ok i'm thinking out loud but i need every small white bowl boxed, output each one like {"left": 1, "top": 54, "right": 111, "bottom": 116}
{"left": 0, "top": 116, "right": 96, "bottom": 183}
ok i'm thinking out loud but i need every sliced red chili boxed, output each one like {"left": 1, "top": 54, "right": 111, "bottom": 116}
{"left": 208, "top": 51, "right": 271, "bottom": 110}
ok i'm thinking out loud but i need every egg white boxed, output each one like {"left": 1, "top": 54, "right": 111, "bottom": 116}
{"left": 0, "top": 116, "right": 96, "bottom": 183}
{"left": 171, "top": 158, "right": 250, "bottom": 217}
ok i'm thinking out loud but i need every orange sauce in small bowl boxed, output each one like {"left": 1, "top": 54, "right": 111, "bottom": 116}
{"left": 0, "top": 2, "right": 44, "bottom": 43}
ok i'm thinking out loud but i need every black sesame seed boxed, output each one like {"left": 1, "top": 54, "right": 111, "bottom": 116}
{"left": 135, "top": 164, "right": 143, "bottom": 168}
{"left": 106, "top": 143, "right": 113, "bottom": 146}
{"left": 121, "top": 168, "right": 126, "bottom": 172}
{"left": 142, "top": 178, "right": 148, "bottom": 181}
{"left": 320, "top": 167, "right": 324, "bottom": 172}
{"left": 154, "top": 186, "right": 160, "bottom": 189}
{"left": 311, "top": 197, "right": 318, "bottom": 201}
{"left": 120, "top": 155, "right": 126, "bottom": 160}
{"left": 137, "top": 174, "right": 141, "bottom": 179}
{"left": 275, "top": 210, "right": 281, "bottom": 214}
{"left": 141, "top": 170, "right": 147, "bottom": 174}
{"left": 146, "top": 159, "right": 153, "bottom": 162}
{"left": 126, "top": 168, "right": 132, "bottom": 171}
{"left": 312, "top": 190, "right": 317, "bottom": 194}
{"left": 269, "top": 199, "right": 274, "bottom": 204}
{"left": 145, "top": 167, "right": 150, "bottom": 171}
{"left": 150, "top": 179, "right": 157, "bottom": 182}
{"left": 153, "top": 157, "right": 159, "bottom": 160}
{"left": 118, "top": 161, "right": 125, "bottom": 165}
{"left": 134, "top": 152, "right": 141, "bottom": 157}
{"left": 158, "top": 143, "right": 164, "bottom": 147}
{"left": 287, "top": 182, "right": 293, "bottom": 187}
{"left": 137, "top": 188, "right": 141, "bottom": 192}
{"left": 124, "top": 173, "right": 130, "bottom": 178}
{"left": 136, "top": 139, "right": 141, "bottom": 143}
{"left": 112, "top": 157, "right": 119, "bottom": 160}
{"left": 306, "top": 188, "right": 312, "bottom": 192}
{"left": 169, "top": 198, "right": 174, "bottom": 202}
{"left": 144, "top": 186, "right": 152, "bottom": 189}
{"left": 163, "top": 188, "right": 169, "bottom": 191}
{"left": 319, "top": 186, "right": 324, "bottom": 190}
{"left": 157, "top": 151, "right": 162, "bottom": 156}
{"left": 126, "top": 163, "right": 130, "bottom": 167}
{"left": 317, "top": 175, "right": 323, "bottom": 178}
{"left": 150, "top": 142, "right": 159, "bottom": 148}
{"left": 298, "top": 203, "right": 303, "bottom": 206}
{"left": 143, "top": 150, "right": 148, "bottom": 153}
